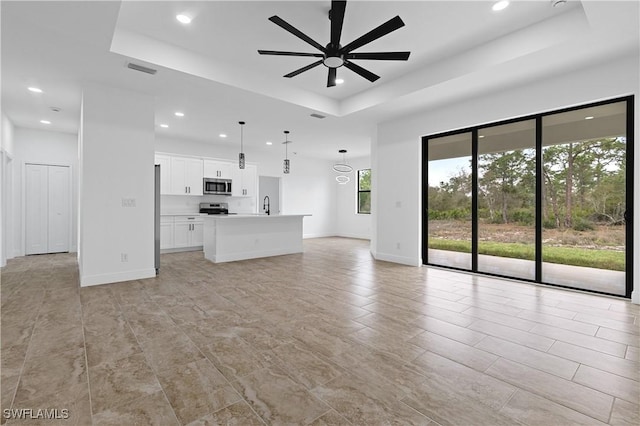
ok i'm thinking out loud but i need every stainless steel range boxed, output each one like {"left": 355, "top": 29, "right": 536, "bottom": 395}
{"left": 199, "top": 202, "right": 229, "bottom": 215}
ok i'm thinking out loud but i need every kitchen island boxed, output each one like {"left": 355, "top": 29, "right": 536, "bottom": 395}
{"left": 202, "top": 214, "right": 310, "bottom": 263}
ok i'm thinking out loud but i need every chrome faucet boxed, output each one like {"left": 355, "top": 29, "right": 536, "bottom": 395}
{"left": 263, "top": 196, "right": 270, "bottom": 215}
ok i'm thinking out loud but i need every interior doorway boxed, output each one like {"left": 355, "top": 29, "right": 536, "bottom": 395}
{"left": 25, "top": 163, "right": 71, "bottom": 255}
{"left": 259, "top": 176, "right": 280, "bottom": 215}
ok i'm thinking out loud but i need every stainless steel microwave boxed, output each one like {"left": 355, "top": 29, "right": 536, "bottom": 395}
{"left": 203, "top": 178, "right": 232, "bottom": 195}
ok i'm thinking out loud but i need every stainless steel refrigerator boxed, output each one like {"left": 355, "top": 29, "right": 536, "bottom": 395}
{"left": 154, "top": 164, "right": 160, "bottom": 274}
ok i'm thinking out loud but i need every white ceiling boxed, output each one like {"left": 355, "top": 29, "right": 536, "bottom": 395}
{"left": 2, "top": 1, "right": 638, "bottom": 160}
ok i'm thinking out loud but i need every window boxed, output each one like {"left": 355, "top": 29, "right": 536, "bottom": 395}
{"left": 357, "top": 169, "right": 371, "bottom": 214}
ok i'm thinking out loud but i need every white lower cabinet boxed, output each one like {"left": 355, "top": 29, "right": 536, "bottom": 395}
{"left": 160, "top": 217, "right": 174, "bottom": 249}
{"left": 161, "top": 216, "right": 203, "bottom": 251}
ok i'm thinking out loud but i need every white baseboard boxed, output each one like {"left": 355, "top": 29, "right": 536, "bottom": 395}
{"left": 335, "top": 232, "right": 371, "bottom": 240}
{"left": 374, "top": 252, "right": 420, "bottom": 266}
{"left": 208, "top": 247, "right": 302, "bottom": 263}
{"left": 80, "top": 268, "right": 156, "bottom": 287}
{"left": 161, "top": 246, "right": 203, "bottom": 254}
{"left": 303, "top": 232, "right": 335, "bottom": 239}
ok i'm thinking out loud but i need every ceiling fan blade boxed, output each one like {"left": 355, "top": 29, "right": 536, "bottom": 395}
{"left": 341, "top": 15, "right": 405, "bottom": 53}
{"left": 327, "top": 68, "right": 337, "bottom": 87}
{"left": 343, "top": 60, "right": 380, "bottom": 82}
{"left": 345, "top": 51, "right": 410, "bottom": 61}
{"left": 284, "top": 60, "right": 324, "bottom": 78}
{"left": 258, "top": 50, "right": 324, "bottom": 57}
{"left": 268, "top": 16, "right": 326, "bottom": 52}
{"left": 330, "top": 1, "right": 347, "bottom": 47}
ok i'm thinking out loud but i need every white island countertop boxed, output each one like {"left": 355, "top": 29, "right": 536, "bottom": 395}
{"left": 204, "top": 214, "right": 311, "bottom": 219}
{"left": 202, "top": 214, "right": 311, "bottom": 263}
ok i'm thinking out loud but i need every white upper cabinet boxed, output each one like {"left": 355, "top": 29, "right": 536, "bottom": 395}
{"left": 203, "top": 160, "right": 233, "bottom": 179}
{"left": 156, "top": 155, "right": 203, "bottom": 196}
{"left": 184, "top": 158, "right": 204, "bottom": 196}
{"left": 156, "top": 153, "right": 256, "bottom": 198}
{"left": 232, "top": 164, "right": 257, "bottom": 197}
{"left": 155, "top": 154, "right": 172, "bottom": 195}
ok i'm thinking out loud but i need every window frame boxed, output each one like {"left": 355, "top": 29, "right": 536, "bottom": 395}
{"left": 357, "top": 168, "right": 371, "bottom": 215}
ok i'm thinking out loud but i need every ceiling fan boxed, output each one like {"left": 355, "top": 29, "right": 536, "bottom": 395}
{"left": 258, "top": 0, "right": 410, "bottom": 87}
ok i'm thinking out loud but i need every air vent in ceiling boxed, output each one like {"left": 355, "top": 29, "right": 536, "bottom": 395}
{"left": 310, "top": 113, "right": 326, "bottom": 119}
{"left": 127, "top": 62, "right": 157, "bottom": 75}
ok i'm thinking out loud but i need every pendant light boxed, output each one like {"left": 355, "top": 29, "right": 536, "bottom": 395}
{"left": 333, "top": 149, "right": 353, "bottom": 173}
{"left": 336, "top": 175, "right": 350, "bottom": 184}
{"left": 282, "top": 130, "right": 291, "bottom": 174}
{"left": 238, "top": 121, "right": 246, "bottom": 169}
{"left": 333, "top": 149, "right": 352, "bottom": 184}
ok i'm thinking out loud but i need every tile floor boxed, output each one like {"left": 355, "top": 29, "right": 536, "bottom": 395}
{"left": 1, "top": 237, "right": 638, "bottom": 425}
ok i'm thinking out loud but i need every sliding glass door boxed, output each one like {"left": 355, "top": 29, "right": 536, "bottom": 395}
{"left": 477, "top": 120, "right": 536, "bottom": 281}
{"left": 426, "top": 132, "right": 472, "bottom": 270}
{"left": 541, "top": 102, "right": 628, "bottom": 295}
{"left": 422, "top": 97, "right": 633, "bottom": 297}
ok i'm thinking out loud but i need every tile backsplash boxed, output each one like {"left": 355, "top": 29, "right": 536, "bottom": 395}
{"left": 161, "top": 194, "right": 257, "bottom": 214}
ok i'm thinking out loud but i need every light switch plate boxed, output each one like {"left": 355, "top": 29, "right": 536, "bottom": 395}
{"left": 122, "top": 198, "right": 136, "bottom": 207}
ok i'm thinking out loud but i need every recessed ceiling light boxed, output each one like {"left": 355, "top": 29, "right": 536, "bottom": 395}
{"left": 174, "top": 111, "right": 184, "bottom": 117}
{"left": 219, "top": 134, "right": 227, "bottom": 138}
{"left": 160, "top": 124, "right": 169, "bottom": 128}
{"left": 176, "top": 14, "right": 192, "bottom": 24}
{"left": 266, "top": 141, "right": 273, "bottom": 145}
{"left": 40, "top": 120, "right": 51, "bottom": 124}
{"left": 585, "top": 116, "right": 594, "bottom": 120}
{"left": 28, "top": 87, "right": 43, "bottom": 93}
{"left": 492, "top": 1, "right": 510, "bottom": 11}
{"left": 335, "top": 79, "right": 344, "bottom": 85}
{"left": 479, "top": 135, "right": 485, "bottom": 138}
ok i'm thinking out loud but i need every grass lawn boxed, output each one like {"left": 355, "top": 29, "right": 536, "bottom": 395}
{"left": 428, "top": 239, "right": 625, "bottom": 271}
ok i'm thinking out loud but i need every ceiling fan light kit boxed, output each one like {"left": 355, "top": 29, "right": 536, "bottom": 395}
{"left": 258, "top": 0, "right": 411, "bottom": 87}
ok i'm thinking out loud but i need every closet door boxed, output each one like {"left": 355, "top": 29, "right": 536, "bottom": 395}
{"left": 25, "top": 164, "right": 49, "bottom": 255}
{"left": 25, "top": 164, "right": 70, "bottom": 255}
{"left": 47, "top": 165, "right": 70, "bottom": 253}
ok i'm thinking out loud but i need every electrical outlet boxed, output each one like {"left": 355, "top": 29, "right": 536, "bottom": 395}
{"left": 121, "top": 253, "right": 128, "bottom": 262}
{"left": 122, "top": 198, "right": 136, "bottom": 207}
{"left": 396, "top": 243, "right": 401, "bottom": 250}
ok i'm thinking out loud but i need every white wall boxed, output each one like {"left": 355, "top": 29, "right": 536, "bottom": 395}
{"left": 1, "top": 113, "right": 15, "bottom": 156}
{"left": 335, "top": 155, "right": 371, "bottom": 239}
{"left": 78, "top": 85, "right": 155, "bottom": 286}
{"left": 10, "top": 127, "right": 78, "bottom": 257}
{"left": 374, "top": 55, "right": 640, "bottom": 304}
{"left": 0, "top": 113, "right": 15, "bottom": 266}
{"left": 155, "top": 137, "right": 338, "bottom": 238}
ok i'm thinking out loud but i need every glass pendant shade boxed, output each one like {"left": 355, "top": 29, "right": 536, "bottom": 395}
{"left": 238, "top": 121, "right": 246, "bottom": 169}
{"left": 283, "top": 159, "right": 290, "bottom": 174}
{"left": 336, "top": 175, "right": 350, "bottom": 184}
